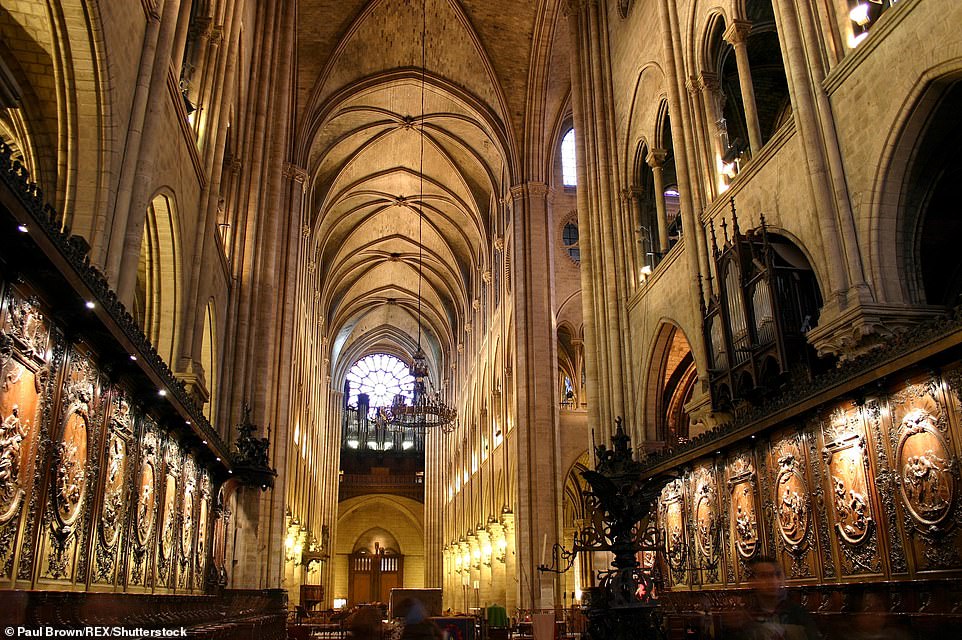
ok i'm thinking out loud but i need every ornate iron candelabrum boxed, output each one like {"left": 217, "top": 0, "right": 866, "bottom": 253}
{"left": 539, "top": 418, "right": 674, "bottom": 640}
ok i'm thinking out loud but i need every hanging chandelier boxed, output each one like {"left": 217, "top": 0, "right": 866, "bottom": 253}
{"left": 385, "top": 0, "right": 456, "bottom": 434}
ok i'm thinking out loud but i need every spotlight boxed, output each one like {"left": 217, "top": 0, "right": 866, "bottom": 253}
{"left": 849, "top": 3, "right": 871, "bottom": 26}
{"left": 85, "top": 301, "right": 96, "bottom": 309}
{"left": 17, "top": 224, "right": 28, "bottom": 233}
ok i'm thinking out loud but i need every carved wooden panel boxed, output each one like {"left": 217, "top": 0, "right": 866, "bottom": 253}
{"left": 820, "top": 406, "right": 882, "bottom": 576}
{"left": 194, "top": 471, "right": 211, "bottom": 590}
{"left": 92, "top": 391, "right": 136, "bottom": 585}
{"left": 37, "top": 347, "right": 104, "bottom": 586}
{"left": 764, "top": 428, "right": 819, "bottom": 579}
{"left": 178, "top": 457, "right": 197, "bottom": 591}
{"left": 727, "top": 451, "right": 761, "bottom": 582}
{"left": 0, "top": 276, "right": 219, "bottom": 597}
{"left": 156, "top": 442, "right": 181, "bottom": 590}
{"left": 692, "top": 463, "right": 720, "bottom": 584}
{"left": 0, "top": 286, "right": 51, "bottom": 584}
{"left": 660, "top": 479, "right": 687, "bottom": 586}
{"left": 889, "top": 376, "right": 962, "bottom": 573}
{"left": 128, "top": 422, "right": 160, "bottom": 589}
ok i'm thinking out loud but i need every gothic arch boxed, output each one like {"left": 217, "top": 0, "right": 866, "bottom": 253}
{"left": 134, "top": 190, "right": 183, "bottom": 366}
{"left": 200, "top": 299, "right": 218, "bottom": 424}
{"left": 870, "top": 62, "right": 962, "bottom": 306}
{"left": 643, "top": 321, "right": 699, "bottom": 444}
{"left": 0, "top": 0, "right": 108, "bottom": 240}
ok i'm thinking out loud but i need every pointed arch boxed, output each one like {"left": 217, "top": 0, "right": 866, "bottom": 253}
{"left": 643, "top": 321, "right": 698, "bottom": 444}
{"left": 134, "top": 191, "right": 182, "bottom": 365}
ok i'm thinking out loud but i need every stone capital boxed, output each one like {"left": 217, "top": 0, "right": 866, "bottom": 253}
{"left": 510, "top": 181, "right": 550, "bottom": 201}
{"left": 646, "top": 148, "right": 668, "bottom": 169}
{"left": 283, "top": 162, "right": 308, "bottom": 184}
{"left": 209, "top": 25, "right": 225, "bottom": 45}
{"left": 724, "top": 20, "right": 753, "bottom": 46}
{"left": 698, "top": 71, "right": 720, "bottom": 93}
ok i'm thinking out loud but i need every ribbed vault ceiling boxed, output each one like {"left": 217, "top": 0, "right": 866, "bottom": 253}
{"left": 296, "top": 0, "right": 538, "bottom": 382}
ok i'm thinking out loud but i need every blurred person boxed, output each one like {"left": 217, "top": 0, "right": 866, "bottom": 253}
{"left": 727, "top": 557, "right": 821, "bottom": 640}
{"left": 400, "top": 598, "right": 443, "bottom": 640}
{"left": 346, "top": 604, "right": 383, "bottom": 640}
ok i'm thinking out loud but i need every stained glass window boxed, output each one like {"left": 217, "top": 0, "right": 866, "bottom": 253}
{"left": 345, "top": 353, "right": 415, "bottom": 408}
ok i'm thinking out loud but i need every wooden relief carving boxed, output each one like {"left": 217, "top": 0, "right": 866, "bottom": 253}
{"left": 0, "top": 290, "right": 48, "bottom": 580}
{"left": 824, "top": 433, "right": 872, "bottom": 545}
{"left": 129, "top": 425, "right": 158, "bottom": 587}
{"left": 178, "top": 458, "right": 196, "bottom": 589}
{"left": 194, "top": 472, "right": 210, "bottom": 590}
{"left": 136, "top": 456, "right": 157, "bottom": 546}
{"left": 94, "top": 393, "right": 134, "bottom": 583}
{"left": 45, "top": 351, "right": 98, "bottom": 580}
{"left": 660, "top": 479, "right": 687, "bottom": 583}
{"left": 895, "top": 409, "right": 954, "bottom": 529}
{"left": 1, "top": 292, "right": 50, "bottom": 361}
{"left": 861, "top": 398, "right": 908, "bottom": 574}
{"left": 763, "top": 430, "right": 818, "bottom": 579}
{"left": 728, "top": 455, "right": 759, "bottom": 561}
{"left": 157, "top": 441, "right": 181, "bottom": 588}
{"left": 693, "top": 466, "right": 719, "bottom": 571}
{"left": 55, "top": 411, "right": 87, "bottom": 528}
{"left": 805, "top": 418, "right": 835, "bottom": 579}
{"left": 775, "top": 453, "right": 809, "bottom": 550}
{"left": 821, "top": 406, "right": 882, "bottom": 575}
{"left": 0, "top": 362, "right": 40, "bottom": 524}
{"left": 889, "top": 382, "right": 962, "bottom": 570}
{"left": 100, "top": 435, "right": 126, "bottom": 546}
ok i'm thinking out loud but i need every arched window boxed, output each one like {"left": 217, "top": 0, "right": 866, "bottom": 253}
{"left": 345, "top": 353, "right": 415, "bottom": 409}
{"left": 561, "top": 128, "right": 577, "bottom": 187}
{"left": 562, "top": 221, "right": 580, "bottom": 263}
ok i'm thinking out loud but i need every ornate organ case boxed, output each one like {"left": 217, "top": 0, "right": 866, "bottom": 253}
{"left": 703, "top": 203, "right": 821, "bottom": 411}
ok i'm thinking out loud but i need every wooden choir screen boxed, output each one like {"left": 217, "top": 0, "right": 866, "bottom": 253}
{"left": 0, "top": 280, "right": 218, "bottom": 594}
{"left": 654, "top": 367, "right": 962, "bottom": 624}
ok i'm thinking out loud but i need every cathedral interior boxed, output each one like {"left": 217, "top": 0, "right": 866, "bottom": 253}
{"left": 1, "top": 0, "right": 961, "bottom": 637}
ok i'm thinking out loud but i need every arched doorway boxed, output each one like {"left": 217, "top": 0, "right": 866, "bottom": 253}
{"left": 348, "top": 527, "right": 404, "bottom": 606}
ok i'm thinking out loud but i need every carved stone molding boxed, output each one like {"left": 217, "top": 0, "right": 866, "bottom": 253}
{"left": 807, "top": 303, "right": 941, "bottom": 361}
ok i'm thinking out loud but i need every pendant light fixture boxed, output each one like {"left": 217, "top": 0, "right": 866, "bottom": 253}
{"left": 387, "top": 0, "right": 456, "bottom": 434}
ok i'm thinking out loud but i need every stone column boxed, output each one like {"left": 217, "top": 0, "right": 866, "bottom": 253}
{"left": 564, "top": 1, "right": 607, "bottom": 430}
{"left": 509, "top": 183, "right": 561, "bottom": 609}
{"left": 501, "top": 512, "right": 518, "bottom": 613}
{"left": 694, "top": 72, "right": 730, "bottom": 193}
{"left": 685, "top": 74, "right": 717, "bottom": 201}
{"left": 487, "top": 521, "right": 507, "bottom": 606}
{"left": 477, "top": 529, "right": 492, "bottom": 607}
{"left": 724, "top": 20, "right": 764, "bottom": 155}
{"left": 619, "top": 189, "right": 640, "bottom": 290}
{"left": 109, "top": 0, "right": 182, "bottom": 294}
{"left": 657, "top": 0, "right": 710, "bottom": 367}
{"left": 646, "top": 149, "right": 670, "bottom": 254}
